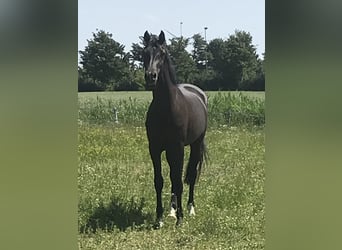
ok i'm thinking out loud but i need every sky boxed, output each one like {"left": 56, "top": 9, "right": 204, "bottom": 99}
{"left": 78, "top": 0, "right": 264, "bottom": 61}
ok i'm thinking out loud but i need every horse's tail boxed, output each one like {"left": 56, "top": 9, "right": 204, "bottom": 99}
{"left": 196, "top": 138, "right": 208, "bottom": 183}
{"left": 185, "top": 137, "right": 208, "bottom": 184}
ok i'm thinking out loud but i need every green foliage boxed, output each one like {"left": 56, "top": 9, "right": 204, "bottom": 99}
{"left": 130, "top": 42, "right": 144, "bottom": 68}
{"left": 79, "top": 30, "right": 132, "bottom": 91}
{"left": 208, "top": 30, "right": 264, "bottom": 90}
{"left": 79, "top": 29, "right": 264, "bottom": 91}
{"left": 192, "top": 33, "right": 212, "bottom": 70}
{"left": 78, "top": 96, "right": 149, "bottom": 126}
{"left": 78, "top": 91, "right": 265, "bottom": 128}
{"left": 191, "top": 33, "right": 216, "bottom": 88}
{"left": 78, "top": 66, "right": 102, "bottom": 92}
{"left": 207, "top": 92, "right": 265, "bottom": 127}
{"left": 167, "top": 37, "right": 197, "bottom": 83}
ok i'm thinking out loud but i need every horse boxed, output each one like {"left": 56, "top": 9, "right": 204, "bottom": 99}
{"left": 143, "top": 30, "right": 208, "bottom": 227}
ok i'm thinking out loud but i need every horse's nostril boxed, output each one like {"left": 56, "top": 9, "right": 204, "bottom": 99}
{"left": 151, "top": 73, "right": 157, "bottom": 80}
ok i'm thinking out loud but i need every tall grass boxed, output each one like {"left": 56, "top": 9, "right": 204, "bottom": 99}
{"left": 78, "top": 92, "right": 265, "bottom": 127}
{"left": 78, "top": 96, "right": 149, "bottom": 126}
{"left": 207, "top": 92, "right": 265, "bottom": 127}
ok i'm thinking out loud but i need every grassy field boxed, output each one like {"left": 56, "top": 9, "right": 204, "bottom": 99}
{"left": 78, "top": 91, "right": 265, "bottom": 249}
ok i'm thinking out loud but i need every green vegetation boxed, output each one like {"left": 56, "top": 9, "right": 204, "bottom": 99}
{"left": 78, "top": 91, "right": 265, "bottom": 127}
{"left": 78, "top": 30, "right": 264, "bottom": 91}
{"left": 78, "top": 91, "right": 265, "bottom": 249}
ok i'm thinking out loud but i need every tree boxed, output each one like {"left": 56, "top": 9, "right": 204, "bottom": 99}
{"left": 251, "top": 53, "right": 265, "bottom": 91}
{"left": 207, "top": 38, "right": 227, "bottom": 89}
{"left": 167, "top": 37, "right": 197, "bottom": 83}
{"left": 79, "top": 30, "right": 132, "bottom": 90}
{"left": 191, "top": 33, "right": 216, "bottom": 88}
{"left": 192, "top": 33, "right": 209, "bottom": 69}
{"left": 130, "top": 42, "right": 144, "bottom": 68}
{"left": 208, "top": 30, "right": 261, "bottom": 90}
{"left": 79, "top": 29, "right": 263, "bottom": 92}
{"left": 226, "top": 30, "right": 260, "bottom": 90}
{"left": 78, "top": 66, "right": 102, "bottom": 92}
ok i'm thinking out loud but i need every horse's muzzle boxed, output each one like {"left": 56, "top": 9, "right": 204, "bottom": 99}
{"left": 145, "top": 72, "right": 158, "bottom": 90}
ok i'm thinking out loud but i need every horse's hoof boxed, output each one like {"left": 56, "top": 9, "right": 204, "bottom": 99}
{"left": 153, "top": 220, "right": 164, "bottom": 229}
{"left": 187, "top": 203, "right": 196, "bottom": 216}
{"left": 176, "top": 217, "right": 183, "bottom": 227}
{"left": 168, "top": 207, "right": 177, "bottom": 219}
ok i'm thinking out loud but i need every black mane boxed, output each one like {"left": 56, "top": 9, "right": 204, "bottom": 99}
{"left": 164, "top": 51, "right": 178, "bottom": 85}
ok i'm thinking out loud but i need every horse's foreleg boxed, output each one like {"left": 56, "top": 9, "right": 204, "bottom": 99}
{"left": 150, "top": 146, "right": 163, "bottom": 228}
{"left": 166, "top": 144, "right": 184, "bottom": 226}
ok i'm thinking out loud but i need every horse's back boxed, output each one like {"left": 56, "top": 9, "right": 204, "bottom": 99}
{"left": 178, "top": 83, "right": 208, "bottom": 108}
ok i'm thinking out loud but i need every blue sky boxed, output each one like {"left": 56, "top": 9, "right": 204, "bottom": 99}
{"left": 79, "top": 0, "right": 264, "bottom": 60}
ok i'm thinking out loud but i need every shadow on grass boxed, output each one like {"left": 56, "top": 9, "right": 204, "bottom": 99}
{"left": 80, "top": 196, "right": 154, "bottom": 233}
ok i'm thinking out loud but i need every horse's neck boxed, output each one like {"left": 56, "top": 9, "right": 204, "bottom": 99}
{"left": 152, "top": 61, "right": 178, "bottom": 109}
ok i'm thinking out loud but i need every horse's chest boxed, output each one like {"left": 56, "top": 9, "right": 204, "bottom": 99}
{"left": 147, "top": 115, "right": 179, "bottom": 134}
{"left": 146, "top": 112, "right": 185, "bottom": 142}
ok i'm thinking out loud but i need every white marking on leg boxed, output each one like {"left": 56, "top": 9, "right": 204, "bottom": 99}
{"left": 158, "top": 221, "right": 164, "bottom": 228}
{"left": 169, "top": 207, "right": 177, "bottom": 219}
{"left": 187, "top": 203, "right": 196, "bottom": 216}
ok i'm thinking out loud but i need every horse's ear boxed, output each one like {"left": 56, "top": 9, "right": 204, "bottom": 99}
{"left": 143, "top": 31, "right": 150, "bottom": 45}
{"left": 158, "top": 31, "right": 166, "bottom": 45}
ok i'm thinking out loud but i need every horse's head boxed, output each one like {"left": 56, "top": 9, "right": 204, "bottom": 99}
{"left": 142, "top": 30, "right": 167, "bottom": 89}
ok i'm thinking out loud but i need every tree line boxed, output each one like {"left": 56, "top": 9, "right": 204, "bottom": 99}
{"left": 78, "top": 30, "right": 265, "bottom": 92}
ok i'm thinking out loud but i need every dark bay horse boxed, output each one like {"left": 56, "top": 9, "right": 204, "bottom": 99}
{"left": 143, "top": 30, "right": 208, "bottom": 227}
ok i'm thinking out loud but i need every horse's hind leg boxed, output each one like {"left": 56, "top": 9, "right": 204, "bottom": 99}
{"left": 185, "top": 136, "right": 204, "bottom": 216}
{"left": 149, "top": 145, "right": 164, "bottom": 228}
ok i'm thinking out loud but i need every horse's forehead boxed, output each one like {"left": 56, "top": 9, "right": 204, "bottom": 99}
{"left": 147, "top": 34, "right": 165, "bottom": 48}
{"left": 149, "top": 39, "right": 159, "bottom": 48}
{"left": 146, "top": 44, "right": 163, "bottom": 53}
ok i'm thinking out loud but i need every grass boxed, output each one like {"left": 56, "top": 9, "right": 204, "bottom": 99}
{"left": 78, "top": 91, "right": 265, "bottom": 249}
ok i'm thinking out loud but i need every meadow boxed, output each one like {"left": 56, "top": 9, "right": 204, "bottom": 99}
{"left": 78, "top": 91, "right": 265, "bottom": 249}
